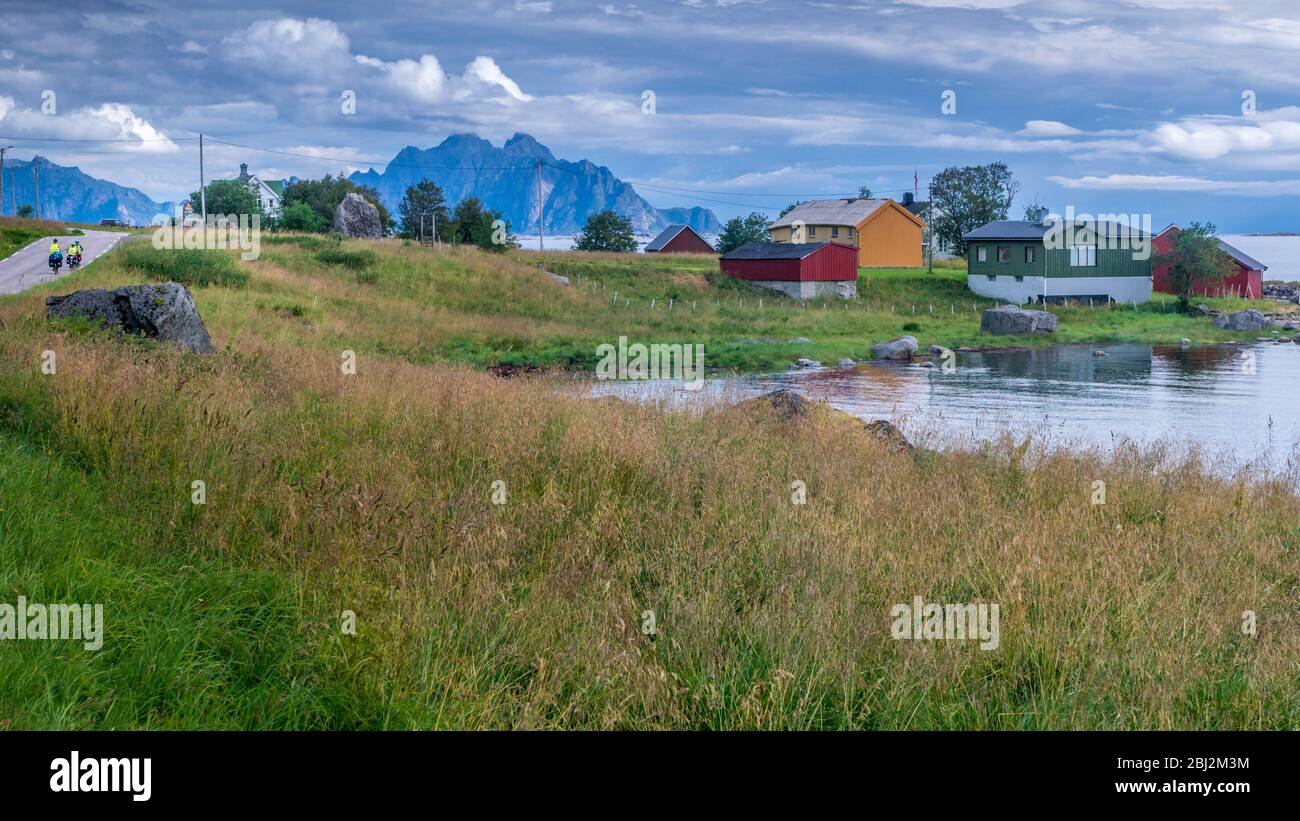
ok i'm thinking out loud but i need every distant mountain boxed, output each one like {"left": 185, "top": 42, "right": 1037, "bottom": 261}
{"left": 349, "top": 133, "right": 721, "bottom": 236}
{"left": 0, "top": 156, "right": 171, "bottom": 226}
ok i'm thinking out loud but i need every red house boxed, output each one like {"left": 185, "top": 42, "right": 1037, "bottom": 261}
{"left": 644, "top": 224, "right": 714, "bottom": 254}
{"left": 1153, "top": 225, "right": 1266, "bottom": 299}
{"left": 719, "top": 241, "right": 858, "bottom": 299}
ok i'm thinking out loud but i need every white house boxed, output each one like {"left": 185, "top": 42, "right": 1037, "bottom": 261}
{"left": 234, "top": 163, "right": 284, "bottom": 216}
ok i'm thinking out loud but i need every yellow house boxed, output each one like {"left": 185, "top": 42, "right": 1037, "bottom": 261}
{"left": 770, "top": 198, "right": 926, "bottom": 267}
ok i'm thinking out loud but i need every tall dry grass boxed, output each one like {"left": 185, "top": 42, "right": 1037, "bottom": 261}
{"left": 0, "top": 238, "right": 1295, "bottom": 728}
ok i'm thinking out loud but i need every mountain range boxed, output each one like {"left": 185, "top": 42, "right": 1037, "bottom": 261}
{"left": 349, "top": 133, "right": 720, "bottom": 236}
{"left": 0, "top": 156, "right": 173, "bottom": 226}
{"left": 2, "top": 135, "right": 720, "bottom": 236}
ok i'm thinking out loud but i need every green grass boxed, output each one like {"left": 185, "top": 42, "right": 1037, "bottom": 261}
{"left": 118, "top": 243, "right": 250, "bottom": 289}
{"left": 1, "top": 235, "right": 1295, "bottom": 729}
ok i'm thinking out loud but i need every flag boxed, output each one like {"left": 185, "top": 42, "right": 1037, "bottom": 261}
{"left": 914, "top": 168, "right": 919, "bottom": 199}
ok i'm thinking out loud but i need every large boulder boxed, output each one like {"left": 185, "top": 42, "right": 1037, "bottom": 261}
{"left": 980, "top": 304, "right": 1059, "bottom": 336}
{"left": 332, "top": 193, "right": 382, "bottom": 238}
{"left": 871, "top": 335, "right": 918, "bottom": 360}
{"left": 1212, "top": 309, "right": 1269, "bottom": 332}
{"left": 47, "top": 282, "right": 214, "bottom": 353}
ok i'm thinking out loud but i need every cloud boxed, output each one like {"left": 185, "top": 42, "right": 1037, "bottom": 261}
{"left": 1047, "top": 173, "right": 1300, "bottom": 196}
{"left": 0, "top": 100, "right": 179, "bottom": 153}
{"left": 464, "top": 56, "right": 533, "bottom": 102}
{"left": 1020, "top": 120, "right": 1082, "bottom": 137}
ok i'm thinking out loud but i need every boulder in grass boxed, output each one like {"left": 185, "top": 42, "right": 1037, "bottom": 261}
{"left": 980, "top": 304, "right": 1058, "bottom": 336}
{"left": 1211, "top": 309, "right": 1269, "bottom": 332}
{"left": 46, "top": 282, "right": 214, "bottom": 353}
{"left": 332, "top": 192, "right": 383, "bottom": 238}
{"left": 871, "top": 335, "right": 918, "bottom": 360}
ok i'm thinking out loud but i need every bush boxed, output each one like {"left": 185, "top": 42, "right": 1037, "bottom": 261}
{"left": 118, "top": 243, "right": 249, "bottom": 288}
{"left": 315, "top": 248, "right": 378, "bottom": 270}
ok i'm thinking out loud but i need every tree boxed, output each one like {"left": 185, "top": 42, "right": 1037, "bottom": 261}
{"left": 1022, "top": 198, "right": 1047, "bottom": 220}
{"left": 929, "top": 162, "right": 1020, "bottom": 257}
{"left": 398, "top": 180, "right": 450, "bottom": 240}
{"left": 1153, "top": 222, "right": 1235, "bottom": 308}
{"left": 278, "top": 200, "right": 324, "bottom": 232}
{"left": 780, "top": 201, "right": 805, "bottom": 218}
{"left": 281, "top": 175, "right": 392, "bottom": 234}
{"left": 857, "top": 186, "right": 873, "bottom": 198}
{"left": 190, "top": 179, "right": 262, "bottom": 218}
{"left": 449, "top": 197, "right": 515, "bottom": 252}
{"left": 715, "top": 212, "right": 771, "bottom": 254}
{"left": 573, "top": 210, "right": 637, "bottom": 252}
{"left": 16, "top": 204, "right": 34, "bottom": 218}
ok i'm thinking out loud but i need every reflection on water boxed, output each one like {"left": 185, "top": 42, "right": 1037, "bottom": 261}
{"left": 585, "top": 342, "right": 1300, "bottom": 477}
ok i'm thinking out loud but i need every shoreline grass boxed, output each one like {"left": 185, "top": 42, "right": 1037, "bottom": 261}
{"left": 0, "top": 237, "right": 1295, "bottom": 729}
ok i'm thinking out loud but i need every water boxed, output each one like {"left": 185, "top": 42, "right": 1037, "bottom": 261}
{"left": 586, "top": 342, "right": 1300, "bottom": 478}
{"left": 1220, "top": 235, "right": 1300, "bottom": 280}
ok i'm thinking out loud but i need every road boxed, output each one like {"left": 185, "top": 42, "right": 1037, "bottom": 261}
{"left": 0, "top": 229, "right": 130, "bottom": 296}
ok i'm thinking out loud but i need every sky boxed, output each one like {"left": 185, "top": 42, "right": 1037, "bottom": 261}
{"left": 2, "top": 0, "right": 1300, "bottom": 231}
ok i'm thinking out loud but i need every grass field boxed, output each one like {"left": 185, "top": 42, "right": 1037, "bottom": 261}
{"left": 0, "top": 237, "right": 1295, "bottom": 729}
{"left": 0, "top": 216, "right": 85, "bottom": 260}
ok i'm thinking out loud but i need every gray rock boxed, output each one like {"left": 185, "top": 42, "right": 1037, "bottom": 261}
{"left": 740, "top": 389, "right": 811, "bottom": 421}
{"left": 871, "top": 335, "right": 918, "bottom": 360}
{"left": 332, "top": 192, "right": 383, "bottom": 238}
{"left": 837, "top": 358, "right": 856, "bottom": 368}
{"left": 542, "top": 270, "right": 569, "bottom": 286}
{"left": 1212, "top": 309, "right": 1270, "bottom": 331}
{"left": 790, "top": 337, "right": 812, "bottom": 344}
{"left": 979, "top": 304, "right": 1059, "bottom": 336}
{"left": 863, "top": 420, "right": 913, "bottom": 453}
{"left": 47, "top": 282, "right": 214, "bottom": 353}
{"left": 789, "top": 357, "right": 822, "bottom": 370}
{"left": 1194, "top": 303, "right": 1210, "bottom": 316}
{"left": 1092, "top": 350, "right": 1108, "bottom": 357}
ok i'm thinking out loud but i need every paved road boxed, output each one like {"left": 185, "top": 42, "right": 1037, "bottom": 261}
{"left": 0, "top": 229, "right": 130, "bottom": 296}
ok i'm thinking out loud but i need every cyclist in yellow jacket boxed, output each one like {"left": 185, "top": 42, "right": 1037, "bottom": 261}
{"left": 49, "top": 239, "right": 61, "bottom": 255}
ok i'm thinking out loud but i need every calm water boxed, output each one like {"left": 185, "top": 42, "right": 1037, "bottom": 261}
{"left": 586, "top": 342, "right": 1300, "bottom": 477}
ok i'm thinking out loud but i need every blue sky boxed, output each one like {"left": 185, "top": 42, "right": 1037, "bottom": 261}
{"left": 2, "top": 0, "right": 1300, "bottom": 231}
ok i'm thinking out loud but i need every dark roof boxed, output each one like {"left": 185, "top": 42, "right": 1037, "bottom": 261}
{"left": 720, "top": 241, "right": 839, "bottom": 260}
{"left": 645, "top": 224, "right": 690, "bottom": 252}
{"left": 964, "top": 219, "right": 1151, "bottom": 242}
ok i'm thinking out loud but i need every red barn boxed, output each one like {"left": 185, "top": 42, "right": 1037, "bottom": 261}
{"left": 719, "top": 241, "right": 858, "bottom": 299}
{"left": 644, "top": 224, "right": 714, "bottom": 254}
{"left": 1153, "top": 225, "right": 1266, "bottom": 299}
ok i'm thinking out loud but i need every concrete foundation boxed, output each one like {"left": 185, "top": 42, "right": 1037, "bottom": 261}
{"left": 748, "top": 280, "right": 857, "bottom": 300}
{"left": 967, "top": 274, "right": 1150, "bottom": 305}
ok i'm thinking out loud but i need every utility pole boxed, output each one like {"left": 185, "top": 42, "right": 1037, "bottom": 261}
{"left": 536, "top": 158, "right": 544, "bottom": 251}
{"left": 33, "top": 157, "right": 40, "bottom": 219}
{"left": 927, "top": 183, "right": 933, "bottom": 274}
{"left": 0, "top": 146, "right": 11, "bottom": 217}
{"left": 199, "top": 133, "right": 207, "bottom": 223}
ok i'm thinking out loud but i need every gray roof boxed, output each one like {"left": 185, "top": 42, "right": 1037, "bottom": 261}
{"left": 770, "top": 198, "right": 889, "bottom": 229}
{"left": 1216, "top": 238, "right": 1266, "bottom": 271}
{"left": 721, "top": 241, "right": 838, "bottom": 260}
{"left": 964, "top": 219, "right": 1152, "bottom": 242}
{"left": 644, "top": 224, "right": 690, "bottom": 252}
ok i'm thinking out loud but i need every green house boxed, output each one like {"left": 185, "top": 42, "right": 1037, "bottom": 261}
{"left": 963, "top": 215, "right": 1153, "bottom": 304}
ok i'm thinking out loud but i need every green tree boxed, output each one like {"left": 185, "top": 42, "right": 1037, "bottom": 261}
{"left": 190, "top": 179, "right": 263, "bottom": 218}
{"left": 929, "top": 162, "right": 1020, "bottom": 257}
{"left": 278, "top": 200, "right": 324, "bottom": 232}
{"left": 573, "top": 210, "right": 637, "bottom": 253}
{"left": 715, "top": 212, "right": 771, "bottom": 254}
{"left": 16, "top": 204, "right": 34, "bottom": 218}
{"left": 398, "top": 180, "right": 450, "bottom": 240}
{"left": 449, "top": 197, "right": 515, "bottom": 252}
{"left": 857, "top": 186, "right": 873, "bottom": 198}
{"left": 281, "top": 175, "right": 392, "bottom": 234}
{"left": 1154, "top": 222, "right": 1235, "bottom": 308}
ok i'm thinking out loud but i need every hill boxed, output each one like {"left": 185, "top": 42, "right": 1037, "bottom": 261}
{"left": 0, "top": 156, "right": 172, "bottom": 226}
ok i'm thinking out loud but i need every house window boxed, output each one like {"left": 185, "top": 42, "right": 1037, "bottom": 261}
{"left": 997, "top": 246, "right": 1010, "bottom": 263}
{"left": 808, "top": 226, "right": 817, "bottom": 238}
{"left": 987, "top": 275, "right": 996, "bottom": 281}
{"left": 1014, "top": 276, "right": 1024, "bottom": 282}
{"left": 1069, "top": 245, "right": 1097, "bottom": 267}
{"left": 831, "top": 226, "right": 839, "bottom": 238}
{"left": 976, "top": 246, "right": 988, "bottom": 263}
{"left": 1025, "top": 246, "right": 1036, "bottom": 263}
